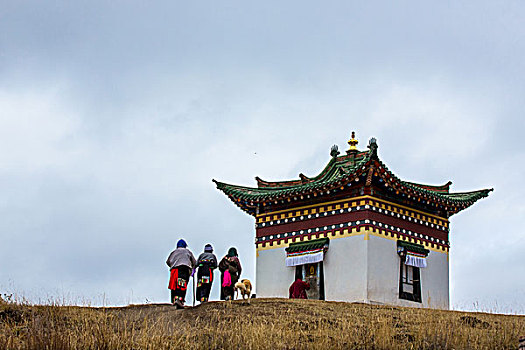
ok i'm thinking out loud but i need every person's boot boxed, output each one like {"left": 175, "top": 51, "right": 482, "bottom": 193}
{"left": 174, "top": 297, "right": 184, "bottom": 309}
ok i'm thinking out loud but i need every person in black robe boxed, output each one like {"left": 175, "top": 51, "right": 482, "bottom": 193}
{"left": 218, "top": 247, "right": 242, "bottom": 301}
{"left": 195, "top": 244, "right": 218, "bottom": 303}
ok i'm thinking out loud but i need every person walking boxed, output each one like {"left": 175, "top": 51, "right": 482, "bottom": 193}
{"left": 195, "top": 244, "right": 218, "bottom": 303}
{"left": 218, "top": 247, "right": 242, "bottom": 301}
{"left": 166, "top": 239, "right": 196, "bottom": 308}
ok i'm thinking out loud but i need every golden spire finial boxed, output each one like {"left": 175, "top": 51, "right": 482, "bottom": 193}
{"left": 347, "top": 131, "right": 358, "bottom": 152}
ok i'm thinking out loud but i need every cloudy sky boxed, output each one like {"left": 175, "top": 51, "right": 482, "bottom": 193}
{"left": 1, "top": 1, "right": 524, "bottom": 312}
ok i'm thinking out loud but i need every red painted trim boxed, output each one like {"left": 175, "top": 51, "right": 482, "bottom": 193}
{"left": 256, "top": 210, "right": 448, "bottom": 241}
{"left": 256, "top": 224, "right": 449, "bottom": 250}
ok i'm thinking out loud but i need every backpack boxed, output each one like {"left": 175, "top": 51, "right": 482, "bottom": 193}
{"left": 222, "top": 270, "right": 232, "bottom": 287}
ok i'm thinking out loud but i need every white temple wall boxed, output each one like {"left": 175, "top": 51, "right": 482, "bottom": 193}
{"left": 255, "top": 231, "right": 369, "bottom": 301}
{"left": 255, "top": 247, "right": 294, "bottom": 298}
{"left": 421, "top": 248, "right": 449, "bottom": 309}
{"left": 255, "top": 230, "right": 449, "bottom": 309}
{"left": 323, "top": 233, "right": 367, "bottom": 302}
{"left": 366, "top": 234, "right": 399, "bottom": 305}
{"left": 366, "top": 234, "right": 449, "bottom": 309}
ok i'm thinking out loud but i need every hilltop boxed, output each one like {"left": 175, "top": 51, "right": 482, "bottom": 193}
{"left": 1, "top": 298, "right": 524, "bottom": 349}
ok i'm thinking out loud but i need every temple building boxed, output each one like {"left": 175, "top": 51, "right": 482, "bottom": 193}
{"left": 213, "top": 133, "right": 492, "bottom": 308}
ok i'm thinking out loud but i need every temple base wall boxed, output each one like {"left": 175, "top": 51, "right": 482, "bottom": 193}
{"left": 255, "top": 230, "right": 449, "bottom": 309}
{"left": 366, "top": 233, "right": 449, "bottom": 309}
{"left": 323, "top": 233, "right": 367, "bottom": 302}
{"left": 255, "top": 247, "right": 295, "bottom": 298}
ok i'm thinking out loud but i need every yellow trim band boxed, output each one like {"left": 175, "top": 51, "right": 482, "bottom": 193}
{"left": 255, "top": 196, "right": 369, "bottom": 218}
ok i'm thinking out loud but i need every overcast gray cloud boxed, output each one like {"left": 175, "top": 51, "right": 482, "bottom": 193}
{"left": 1, "top": 1, "right": 524, "bottom": 312}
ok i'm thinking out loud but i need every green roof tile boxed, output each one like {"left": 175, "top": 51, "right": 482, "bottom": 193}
{"left": 213, "top": 138, "right": 492, "bottom": 216}
{"left": 397, "top": 240, "right": 430, "bottom": 256}
{"left": 285, "top": 238, "right": 330, "bottom": 253}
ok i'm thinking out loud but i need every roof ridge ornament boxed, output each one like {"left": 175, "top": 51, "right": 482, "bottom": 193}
{"left": 368, "top": 137, "right": 378, "bottom": 156}
{"left": 346, "top": 131, "right": 358, "bottom": 154}
{"left": 330, "top": 145, "right": 340, "bottom": 158}
{"left": 299, "top": 173, "right": 309, "bottom": 182}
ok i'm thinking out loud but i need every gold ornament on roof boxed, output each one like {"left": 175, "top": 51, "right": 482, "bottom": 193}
{"left": 347, "top": 131, "right": 358, "bottom": 152}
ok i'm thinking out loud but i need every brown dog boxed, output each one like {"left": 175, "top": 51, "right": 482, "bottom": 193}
{"left": 234, "top": 279, "right": 252, "bottom": 302}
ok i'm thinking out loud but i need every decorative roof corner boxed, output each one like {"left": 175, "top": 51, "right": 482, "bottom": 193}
{"left": 367, "top": 137, "right": 378, "bottom": 157}
{"left": 330, "top": 145, "right": 340, "bottom": 158}
{"left": 403, "top": 180, "right": 453, "bottom": 193}
{"left": 299, "top": 173, "right": 309, "bottom": 182}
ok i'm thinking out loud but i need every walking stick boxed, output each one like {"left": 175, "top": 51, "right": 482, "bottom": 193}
{"left": 192, "top": 272, "right": 196, "bottom": 307}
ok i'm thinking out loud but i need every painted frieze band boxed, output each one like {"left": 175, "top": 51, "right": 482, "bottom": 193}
{"left": 255, "top": 219, "right": 449, "bottom": 251}
{"left": 256, "top": 196, "right": 449, "bottom": 230}
{"left": 254, "top": 196, "right": 450, "bottom": 252}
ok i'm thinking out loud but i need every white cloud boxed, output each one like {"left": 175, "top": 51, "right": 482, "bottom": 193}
{"left": 368, "top": 81, "right": 495, "bottom": 160}
{"left": 0, "top": 86, "right": 82, "bottom": 172}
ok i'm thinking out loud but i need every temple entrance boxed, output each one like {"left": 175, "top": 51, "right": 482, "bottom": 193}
{"left": 295, "top": 262, "right": 325, "bottom": 300}
{"left": 287, "top": 238, "right": 329, "bottom": 301}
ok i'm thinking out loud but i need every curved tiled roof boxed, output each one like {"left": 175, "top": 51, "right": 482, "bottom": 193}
{"left": 213, "top": 152, "right": 370, "bottom": 202}
{"left": 213, "top": 138, "right": 492, "bottom": 216}
{"left": 254, "top": 152, "right": 369, "bottom": 188}
{"left": 402, "top": 181, "right": 452, "bottom": 193}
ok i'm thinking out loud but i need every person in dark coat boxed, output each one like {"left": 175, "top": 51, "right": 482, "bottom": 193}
{"left": 218, "top": 247, "right": 242, "bottom": 301}
{"left": 289, "top": 278, "right": 310, "bottom": 299}
{"left": 166, "top": 239, "right": 196, "bottom": 308}
{"left": 195, "top": 244, "right": 218, "bottom": 303}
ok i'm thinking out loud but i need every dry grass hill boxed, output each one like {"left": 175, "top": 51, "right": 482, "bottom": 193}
{"left": 1, "top": 297, "right": 524, "bottom": 349}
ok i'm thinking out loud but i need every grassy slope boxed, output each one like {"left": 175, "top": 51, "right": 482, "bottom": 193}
{"left": 1, "top": 298, "right": 524, "bottom": 349}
